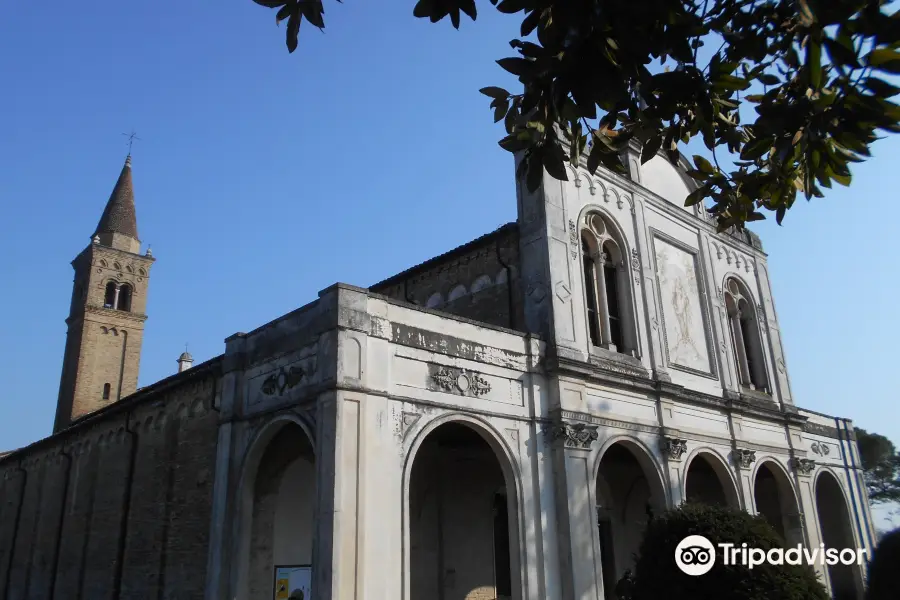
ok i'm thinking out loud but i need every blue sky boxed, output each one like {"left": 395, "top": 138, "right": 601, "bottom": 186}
{"left": 1, "top": 2, "right": 897, "bottom": 525}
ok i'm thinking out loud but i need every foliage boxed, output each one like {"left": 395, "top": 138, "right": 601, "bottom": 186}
{"left": 631, "top": 503, "right": 828, "bottom": 600}
{"left": 251, "top": 0, "right": 900, "bottom": 231}
{"left": 866, "top": 527, "right": 900, "bottom": 600}
{"left": 855, "top": 428, "right": 900, "bottom": 504}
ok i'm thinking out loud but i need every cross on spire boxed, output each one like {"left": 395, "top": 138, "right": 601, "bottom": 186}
{"left": 122, "top": 130, "right": 141, "bottom": 155}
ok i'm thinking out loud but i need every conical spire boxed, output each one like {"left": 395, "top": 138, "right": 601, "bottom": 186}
{"left": 94, "top": 155, "right": 139, "bottom": 241}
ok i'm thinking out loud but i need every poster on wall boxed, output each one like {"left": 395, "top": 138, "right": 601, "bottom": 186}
{"left": 273, "top": 565, "right": 312, "bottom": 600}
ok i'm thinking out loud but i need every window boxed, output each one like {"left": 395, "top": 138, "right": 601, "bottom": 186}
{"left": 580, "top": 213, "right": 637, "bottom": 356}
{"left": 724, "top": 278, "right": 768, "bottom": 392}
{"left": 102, "top": 383, "right": 111, "bottom": 400}
{"left": 118, "top": 284, "right": 132, "bottom": 312}
{"left": 104, "top": 282, "right": 117, "bottom": 308}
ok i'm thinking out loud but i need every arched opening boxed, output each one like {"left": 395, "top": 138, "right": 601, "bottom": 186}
{"left": 753, "top": 462, "right": 804, "bottom": 546}
{"left": 580, "top": 212, "right": 638, "bottom": 356}
{"left": 408, "top": 422, "right": 519, "bottom": 600}
{"left": 724, "top": 278, "right": 768, "bottom": 392}
{"left": 102, "top": 383, "right": 111, "bottom": 400}
{"left": 117, "top": 284, "right": 132, "bottom": 312}
{"left": 104, "top": 282, "right": 117, "bottom": 308}
{"left": 595, "top": 441, "right": 667, "bottom": 600}
{"left": 240, "top": 421, "right": 316, "bottom": 600}
{"left": 684, "top": 453, "right": 739, "bottom": 508}
{"left": 601, "top": 244, "right": 623, "bottom": 350}
{"left": 582, "top": 235, "right": 601, "bottom": 347}
{"left": 448, "top": 285, "right": 467, "bottom": 303}
{"left": 816, "top": 472, "right": 863, "bottom": 600}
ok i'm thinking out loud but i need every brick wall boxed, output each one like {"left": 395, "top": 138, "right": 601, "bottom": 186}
{"left": 0, "top": 361, "right": 220, "bottom": 600}
{"left": 56, "top": 244, "right": 153, "bottom": 431}
{"left": 371, "top": 223, "right": 525, "bottom": 331}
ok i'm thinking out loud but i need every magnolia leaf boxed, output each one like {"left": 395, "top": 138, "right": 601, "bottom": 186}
{"left": 480, "top": 86, "right": 510, "bottom": 99}
{"left": 684, "top": 187, "right": 707, "bottom": 207}
{"left": 693, "top": 155, "right": 714, "bottom": 174}
{"left": 286, "top": 12, "right": 301, "bottom": 53}
{"left": 641, "top": 134, "right": 662, "bottom": 164}
{"left": 496, "top": 57, "right": 532, "bottom": 77}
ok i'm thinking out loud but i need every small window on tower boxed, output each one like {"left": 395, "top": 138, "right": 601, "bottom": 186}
{"left": 104, "top": 282, "right": 117, "bottom": 308}
{"left": 102, "top": 383, "right": 111, "bottom": 400}
{"left": 118, "top": 284, "right": 133, "bottom": 312}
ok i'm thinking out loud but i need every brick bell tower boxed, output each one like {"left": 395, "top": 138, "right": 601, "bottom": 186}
{"left": 53, "top": 154, "right": 155, "bottom": 432}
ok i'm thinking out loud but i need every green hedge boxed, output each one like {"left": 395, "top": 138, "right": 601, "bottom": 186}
{"left": 866, "top": 527, "right": 900, "bottom": 600}
{"left": 630, "top": 503, "right": 828, "bottom": 600}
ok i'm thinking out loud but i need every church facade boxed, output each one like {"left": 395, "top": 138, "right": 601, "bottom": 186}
{"left": 0, "top": 145, "right": 877, "bottom": 600}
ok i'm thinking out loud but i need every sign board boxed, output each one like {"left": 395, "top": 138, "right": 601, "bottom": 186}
{"left": 274, "top": 565, "right": 312, "bottom": 600}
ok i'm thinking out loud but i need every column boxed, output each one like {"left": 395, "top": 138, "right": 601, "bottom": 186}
{"left": 112, "top": 285, "right": 121, "bottom": 310}
{"left": 594, "top": 254, "right": 615, "bottom": 351}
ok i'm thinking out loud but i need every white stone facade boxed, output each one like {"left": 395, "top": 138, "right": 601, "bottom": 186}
{"left": 203, "top": 151, "right": 876, "bottom": 600}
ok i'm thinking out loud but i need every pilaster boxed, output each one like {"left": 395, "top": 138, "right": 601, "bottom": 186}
{"left": 547, "top": 422, "right": 603, "bottom": 600}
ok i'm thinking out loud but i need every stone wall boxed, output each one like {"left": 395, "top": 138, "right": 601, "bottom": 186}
{"left": 370, "top": 223, "right": 524, "bottom": 331}
{"left": 0, "top": 359, "right": 221, "bottom": 600}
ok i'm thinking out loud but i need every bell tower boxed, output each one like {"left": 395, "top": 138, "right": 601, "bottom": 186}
{"left": 53, "top": 155, "right": 155, "bottom": 432}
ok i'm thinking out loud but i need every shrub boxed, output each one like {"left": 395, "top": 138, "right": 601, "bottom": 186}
{"left": 631, "top": 503, "right": 828, "bottom": 600}
{"left": 866, "top": 527, "right": 900, "bottom": 600}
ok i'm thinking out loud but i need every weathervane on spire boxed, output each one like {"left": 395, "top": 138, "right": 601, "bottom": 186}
{"left": 122, "top": 130, "right": 141, "bottom": 155}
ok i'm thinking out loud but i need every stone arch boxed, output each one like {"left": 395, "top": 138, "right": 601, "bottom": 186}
{"left": 814, "top": 469, "right": 865, "bottom": 600}
{"left": 593, "top": 436, "right": 669, "bottom": 596}
{"left": 233, "top": 414, "right": 317, "bottom": 600}
{"left": 683, "top": 448, "right": 741, "bottom": 508}
{"left": 447, "top": 284, "right": 467, "bottom": 302}
{"left": 470, "top": 274, "right": 493, "bottom": 293}
{"left": 751, "top": 458, "right": 804, "bottom": 546}
{"left": 402, "top": 414, "right": 524, "bottom": 600}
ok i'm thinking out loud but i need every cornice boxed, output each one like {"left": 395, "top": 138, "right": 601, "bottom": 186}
{"left": 83, "top": 305, "right": 149, "bottom": 323}
{"left": 561, "top": 144, "right": 765, "bottom": 257}
{"left": 72, "top": 242, "right": 155, "bottom": 267}
{"left": 548, "top": 350, "right": 807, "bottom": 428}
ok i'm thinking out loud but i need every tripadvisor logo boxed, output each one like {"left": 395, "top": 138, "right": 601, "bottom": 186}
{"left": 675, "top": 535, "right": 867, "bottom": 576}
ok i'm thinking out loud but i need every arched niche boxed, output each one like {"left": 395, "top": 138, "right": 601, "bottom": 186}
{"left": 235, "top": 418, "right": 317, "bottom": 600}
{"left": 404, "top": 418, "right": 522, "bottom": 600}
{"left": 752, "top": 460, "right": 804, "bottom": 546}
{"left": 594, "top": 439, "right": 668, "bottom": 600}
{"left": 684, "top": 450, "right": 740, "bottom": 508}
{"left": 640, "top": 154, "right": 696, "bottom": 213}
{"left": 815, "top": 471, "right": 864, "bottom": 600}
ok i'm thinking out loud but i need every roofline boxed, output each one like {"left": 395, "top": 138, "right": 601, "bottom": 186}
{"left": 0, "top": 355, "right": 223, "bottom": 465}
{"left": 369, "top": 222, "right": 518, "bottom": 291}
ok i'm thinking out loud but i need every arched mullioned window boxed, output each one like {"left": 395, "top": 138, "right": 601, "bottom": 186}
{"left": 104, "top": 282, "right": 117, "bottom": 308}
{"left": 724, "top": 278, "right": 768, "bottom": 392}
{"left": 580, "top": 212, "right": 637, "bottom": 356}
{"left": 103, "top": 281, "right": 133, "bottom": 312}
{"left": 118, "top": 284, "right": 133, "bottom": 312}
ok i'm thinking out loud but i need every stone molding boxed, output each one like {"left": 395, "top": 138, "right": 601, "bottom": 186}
{"left": 557, "top": 409, "right": 660, "bottom": 435}
{"left": 792, "top": 457, "right": 817, "bottom": 476}
{"left": 661, "top": 437, "right": 688, "bottom": 461}
{"left": 733, "top": 448, "right": 757, "bottom": 469}
{"left": 545, "top": 423, "right": 599, "bottom": 449}
{"left": 428, "top": 365, "right": 492, "bottom": 398}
